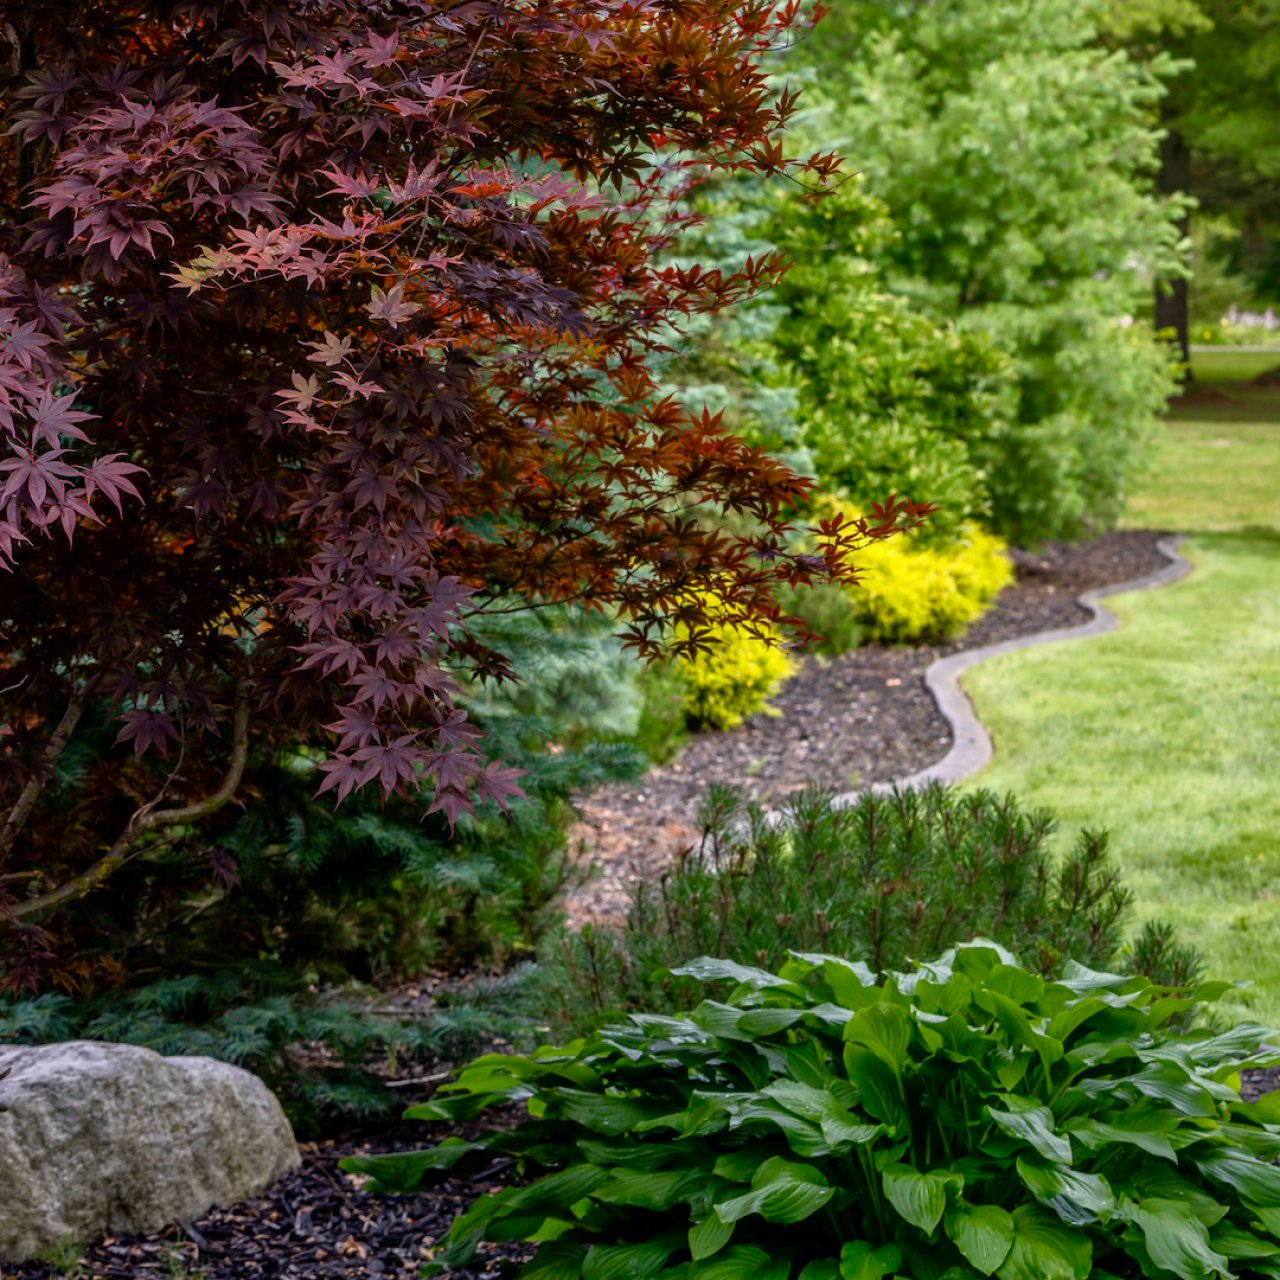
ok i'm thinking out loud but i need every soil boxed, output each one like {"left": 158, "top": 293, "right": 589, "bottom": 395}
{"left": 566, "top": 529, "right": 1176, "bottom": 926}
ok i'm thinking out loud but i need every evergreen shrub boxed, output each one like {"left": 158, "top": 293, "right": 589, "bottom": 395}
{"left": 346, "top": 944, "right": 1278, "bottom": 1280}
{"left": 0, "top": 972, "right": 523, "bottom": 1135}
{"left": 852, "top": 521, "right": 1012, "bottom": 643}
{"left": 535, "top": 784, "right": 1196, "bottom": 1035}
{"left": 0, "top": 624, "right": 646, "bottom": 1125}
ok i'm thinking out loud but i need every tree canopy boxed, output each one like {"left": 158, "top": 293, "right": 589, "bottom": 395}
{"left": 0, "top": 0, "right": 934, "bottom": 980}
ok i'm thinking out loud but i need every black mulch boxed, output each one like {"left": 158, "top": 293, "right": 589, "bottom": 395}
{"left": 8, "top": 1121, "right": 531, "bottom": 1280}
{"left": 568, "top": 529, "right": 1179, "bottom": 925}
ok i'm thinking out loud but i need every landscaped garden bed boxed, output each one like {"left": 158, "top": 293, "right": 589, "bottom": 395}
{"left": 569, "top": 529, "right": 1175, "bottom": 925}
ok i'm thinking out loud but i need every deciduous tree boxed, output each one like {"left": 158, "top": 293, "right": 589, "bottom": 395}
{"left": 0, "top": 0, "right": 924, "bottom": 983}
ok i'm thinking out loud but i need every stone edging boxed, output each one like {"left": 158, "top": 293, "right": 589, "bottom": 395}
{"left": 828, "top": 534, "right": 1193, "bottom": 806}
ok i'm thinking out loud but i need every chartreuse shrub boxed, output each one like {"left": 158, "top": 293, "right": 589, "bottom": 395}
{"left": 535, "top": 784, "right": 1199, "bottom": 1035}
{"left": 675, "top": 608, "right": 796, "bottom": 731}
{"left": 345, "top": 943, "right": 1280, "bottom": 1280}
{"left": 853, "top": 523, "right": 1012, "bottom": 644}
{"left": 792, "top": 498, "right": 1011, "bottom": 648}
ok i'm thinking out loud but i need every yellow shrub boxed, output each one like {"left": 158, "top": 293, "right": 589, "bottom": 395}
{"left": 817, "top": 497, "right": 1013, "bottom": 643}
{"left": 676, "top": 611, "right": 796, "bottom": 730}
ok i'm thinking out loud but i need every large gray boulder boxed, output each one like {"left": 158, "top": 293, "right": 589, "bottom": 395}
{"left": 0, "top": 1040, "right": 300, "bottom": 1262}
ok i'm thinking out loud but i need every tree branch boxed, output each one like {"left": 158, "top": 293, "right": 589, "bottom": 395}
{"left": 0, "top": 680, "right": 96, "bottom": 867}
{"left": 8, "top": 686, "right": 252, "bottom": 922}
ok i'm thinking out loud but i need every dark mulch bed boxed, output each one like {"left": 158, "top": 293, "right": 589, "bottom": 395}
{"left": 567, "top": 529, "right": 1175, "bottom": 925}
{"left": 9, "top": 1120, "right": 530, "bottom": 1280}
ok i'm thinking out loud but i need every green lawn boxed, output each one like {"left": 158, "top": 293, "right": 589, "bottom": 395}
{"left": 1189, "top": 347, "right": 1280, "bottom": 384}
{"left": 962, "top": 377, "right": 1280, "bottom": 1024}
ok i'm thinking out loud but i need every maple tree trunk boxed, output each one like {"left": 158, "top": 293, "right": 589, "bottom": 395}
{"left": 1156, "top": 123, "right": 1192, "bottom": 378}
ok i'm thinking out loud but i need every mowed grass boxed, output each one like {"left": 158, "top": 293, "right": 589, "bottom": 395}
{"left": 1190, "top": 347, "right": 1280, "bottom": 384}
{"left": 963, "top": 370, "right": 1280, "bottom": 1023}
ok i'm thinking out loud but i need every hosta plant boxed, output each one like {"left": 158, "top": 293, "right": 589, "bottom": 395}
{"left": 346, "top": 943, "right": 1280, "bottom": 1280}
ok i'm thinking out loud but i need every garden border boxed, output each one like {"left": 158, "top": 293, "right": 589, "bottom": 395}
{"left": 831, "top": 534, "right": 1193, "bottom": 804}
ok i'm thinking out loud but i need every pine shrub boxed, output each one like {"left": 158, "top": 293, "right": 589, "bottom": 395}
{"left": 534, "top": 784, "right": 1197, "bottom": 1036}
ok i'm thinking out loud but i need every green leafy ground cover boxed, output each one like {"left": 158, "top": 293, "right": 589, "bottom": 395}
{"left": 347, "top": 945, "right": 1280, "bottom": 1280}
{"left": 962, "top": 368, "right": 1280, "bottom": 1024}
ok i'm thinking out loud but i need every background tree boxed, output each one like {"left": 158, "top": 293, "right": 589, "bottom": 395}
{"left": 794, "top": 0, "right": 1184, "bottom": 543}
{"left": 0, "top": 0, "right": 928, "bottom": 986}
{"left": 1097, "top": 0, "right": 1280, "bottom": 356}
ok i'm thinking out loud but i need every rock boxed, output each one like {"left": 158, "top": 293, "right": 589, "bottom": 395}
{"left": 0, "top": 1040, "right": 299, "bottom": 1262}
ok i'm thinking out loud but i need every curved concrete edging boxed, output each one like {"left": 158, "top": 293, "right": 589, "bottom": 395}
{"left": 826, "top": 534, "right": 1194, "bottom": 807}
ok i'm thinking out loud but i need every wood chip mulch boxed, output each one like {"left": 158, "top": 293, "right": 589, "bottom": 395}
{"left": 566, "top": 529, "right": 1177, "bottom": 926}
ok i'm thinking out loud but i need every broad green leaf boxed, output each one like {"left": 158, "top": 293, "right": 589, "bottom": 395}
{"left": 882, "top": 1163, "right": 955, "bottom": 1233}
{"left": 978, "top": 991, "right": 1063, "bottom": 1076}
{"left": 914, "top": 973, "right": 974, "bottom": 1019}
{"left": 716, "top": 1095, "right": 829, "bottom": 1157}
{"left": 693, "top": 1245, "right": 790, "bottom": 1280}
{"left": 839, "top": 1242, "right": 902, "bottom": 1280}
{"left": 788, "top": 953, "right": 877, "bottom": 998}
{"left": 782, "top": 1039, "right": 834, "bottom": 1087}
{"left": 583, "top": 1238, "right": 680, "bottom": 1280}
{"left": 986, "top": 1099, "right": 1072, "bottom": 1165}
{"left": 945, "top": 1203, "right": 1015, "bottom": 1275}
{"left": 553, "top": 1089, "right": 672, "bottom": 1136}
{"left": 1046, "top": 997, "right": 1112, "bottom": 1044}
{"left": 597, "top": 1168, "right": 703, "bottom": 1211}
{"left": 1058, "top": 960, "right": 1129, "bottom": 992}
{"left": 1064, "top": 1115, "right": 1177, "bottom": 1163}
{"left": 504, "top": 1165, "right": 614, "bottom": 1214}
{"left": 799, "top": 1262, "right": 839, "bottom": 1280}
{"left": 1128, "top": 1062, "right": 1218, "bottom": 1118}
{"left": 688, "top": 1215, "right": 734, "bottom": 1262}
{"left": 738, "top": 1008, "right": 806, "bottom": 1035}
{"left": 1197, "top": 1149, "right": 1280, "bottom": 1207}
{"left": 1127, "top": 1168, "right": 1229, "bottom": 1226}
{"left": 1234, "top": 1092, "right": 1280, "bottom": 1126}
{"left": 843, "top": 1044, "right": 907, "bottom": 1131}
{"left": 524, "top": 1241, "right": 586, "bottom": 1280}
{"left": 844, "top": 1003, "right": 912, "bottom": 1072}
{"left": 672, "top": 958, "right": 802, "bottom": 994}
{"left": 986, "top": 966, "right": 1045, "bottom": 1007}
{"left": 406, "top": 1087, "right": 529, "bottom": 1122}
{"left": 340, "top": 1138, "right": 483, "bottom": 1191}
{"left": 693, "top": 1002, "right": 757, "bottom": 1042}
{"left": 577, "top": 1139, "right": 689, "bottom": 1170}
{"left": 714, "top": 1156, "right": 834, "bottom": 1225}
{"left": 762, "top": 1079, "right": 884, "bottom": 1147}
{"left": 1015, "top": 1158, "right": 1113, "bottom": 1223}
{"left": 1211, "top": 1224, "right": 1280, "bottom": 1260}
{"left": 1117, "top": 1197, "right": 1231, "bottom": 1280}
{"left": 713, "top": 1147, "right": 774, "bottom": 1183}
{"left": 996, "top": 1206, "right": 1091, "bottom": 1280}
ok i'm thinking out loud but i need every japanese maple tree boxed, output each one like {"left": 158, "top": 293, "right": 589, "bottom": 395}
{"left": 0, "top": 0, "right": 926, "bottom": 981}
